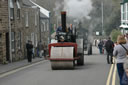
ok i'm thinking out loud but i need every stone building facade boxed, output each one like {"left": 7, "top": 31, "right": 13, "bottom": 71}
{"left": 31, "top": 0, "right": 50, "bottom": 54}
{"left": 0, "top": 0, "right": 11, "bottom": 63}
{"left": 0, "top": 0, "right": 42, "bottom": 63}
{"left": 22, "top": 0, "right": 40, "bottom": 58}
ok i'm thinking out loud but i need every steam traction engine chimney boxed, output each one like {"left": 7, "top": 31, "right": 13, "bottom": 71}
{"left": 61, "top": 11, "right": 66, "bottom": 32}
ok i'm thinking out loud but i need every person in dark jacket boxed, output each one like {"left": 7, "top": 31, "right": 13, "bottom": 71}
{"left": 98, "top": 39, "right": 103, "bottom": 54}
{"left": 68, "top": 24, "right": 73, "bottom": 33}
{"left": 26, "top": 40, "right": 33, "bottom": 62}
{"left": 105, "top": 37, "right": 114, "bottom": 64}
{"left": 56, "top": 24, "right": 62, "bottom": 33}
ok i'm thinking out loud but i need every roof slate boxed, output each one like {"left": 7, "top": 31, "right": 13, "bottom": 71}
{"left": 22, "top": 0, "right": 35, "bottom": 6}
{"left": 22, "top": 0, "right": 49, "bottom": 18}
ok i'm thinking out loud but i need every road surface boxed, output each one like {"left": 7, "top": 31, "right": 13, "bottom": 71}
{"left": 0, "top": 46, "right": 119, "bottom": 85}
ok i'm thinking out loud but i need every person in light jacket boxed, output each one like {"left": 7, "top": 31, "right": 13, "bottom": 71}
{"left": 113, "top": 35, "right": 128, "bottom": 85}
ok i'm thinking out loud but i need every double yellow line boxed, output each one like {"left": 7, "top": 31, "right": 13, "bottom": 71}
{"left": 106, "top": 58, "right": 117, "bottom": 85}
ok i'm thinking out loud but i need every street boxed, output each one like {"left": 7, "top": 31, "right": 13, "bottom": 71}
{"left": 0, "top": 0, "right": 125, "bottom": 85}
{"left": 0, "top": 46, "right": 119, "bottom": 85}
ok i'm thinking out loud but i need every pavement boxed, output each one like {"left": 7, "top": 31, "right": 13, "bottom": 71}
{"left": 0, "top": 57, "right": 45, "bottom": 74}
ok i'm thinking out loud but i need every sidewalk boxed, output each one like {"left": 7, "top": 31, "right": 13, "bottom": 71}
{"left": 0, "top": 57, "right": 45, "bottom": 74}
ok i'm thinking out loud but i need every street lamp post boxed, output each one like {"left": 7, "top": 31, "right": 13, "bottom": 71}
{"left": 101, "top": 2, "right": 104, "bottom": 36}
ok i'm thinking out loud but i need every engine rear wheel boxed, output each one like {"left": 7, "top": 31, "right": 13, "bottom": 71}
{"left": 88, "top": 43, "right": 92, "bottom": 55}
{"left": 77, "top": 54, "right": 84, "bottom": 66}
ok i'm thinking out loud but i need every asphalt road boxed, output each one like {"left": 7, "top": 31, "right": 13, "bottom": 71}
{"left": 0, "top": 46, "right": 119, "bottom": 85}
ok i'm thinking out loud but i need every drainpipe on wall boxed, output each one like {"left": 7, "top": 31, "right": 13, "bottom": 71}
{"left": 39, "top": 11, "right": 41, "bottom": 42}
{"left": 8, "top": 0, "right": 12, "bottom": 62}
{"left": 49, "top": 12, "right": 51, "bottom": 44}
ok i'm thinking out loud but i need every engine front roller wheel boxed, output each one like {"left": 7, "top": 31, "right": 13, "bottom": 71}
{"left": 77, "top": 54, "right": 84, "bottom": 66}
{"left": 50, "top": 44, "right": 76, "bottom": 70}
{"left": 51, "top": 60, "right": 74, "bottom": 70}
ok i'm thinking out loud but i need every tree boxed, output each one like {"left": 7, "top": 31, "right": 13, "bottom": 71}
{"left": 89, "top": 0, "right": 121, "bottom": 36}
{"left": 110, "top": 29, "right": 122, "bottom": 42}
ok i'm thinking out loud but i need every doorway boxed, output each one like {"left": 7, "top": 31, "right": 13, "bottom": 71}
{"left": 6, "top": 33, "right": 10, "bottom": 61}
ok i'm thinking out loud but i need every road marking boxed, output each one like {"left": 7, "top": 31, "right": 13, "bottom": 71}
{"left": 0, "top": 61, "right": 45, "bottom": 78}
{"left": 106, "top": 63, "right": 114, "bottom": 85}
{"left": 112, "top": 63, "right": 117, "bottom": 85}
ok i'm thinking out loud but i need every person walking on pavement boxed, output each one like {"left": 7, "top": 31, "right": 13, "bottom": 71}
{"left": 105, "top": 37, "right": 114, "bottom": 64}
{"left": 26, "top": 40, "right": 33, "bottom": 62}
{"left": 113, "top": 35, "right": 128, "bottom": 85}
{"left": 98, "top": 39, "right": 103, "bottom": 54}
{"left": 37, "top": 41, "right": 43, "bottom": 58}
{"left": 43, "top": 42, "right": 47, "bottom": 59}
{"left": 122, "top": 59, "right": 128, "bottom": 85}
{"left": 37, "top": 42, "right": 40, "bottom": 57}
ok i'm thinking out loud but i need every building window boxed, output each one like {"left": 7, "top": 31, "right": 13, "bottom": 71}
{"left": 17, "top": 32, "right": 21, "bottom": 49}
{"left": 123, "top": 4, "right": 127, "bottom": 21}
{"left": 48, "top": 38, "right": 49, "bottom": 44}
{"left": 17, "top": 9, "right": 20, "bottom": 19}
{"left": 0, "top": 2, "right": 1, "bottom": 8}
{"left": 45, "top": 22, "right": 47, "bottom": 31}
{"left": 31, "top": 33, "right": 34, "bottom": 45}
{"left": 0, "top": 19, "right": 2, "bottom": 23}
{"left": 0, "top": 34, "right": 2, "bottom": 41}
{"left": 41, "top": 22, "right": 44, "bottom": 32}
{"left": 35, "top": 34, "right": 37, "bottom": 47}
{"left": 125, "top": 3, "right": 128, "bottom": 21}
{"left": 16, "top": 0, "right": 21, "bottom": 19}
{"left": 11, "top": 32, "right": 15, "bottom": 52}
{"left": 43, "top": 22, "right": 46, "bottom": 31}
{"left": 10, "top": 8, "right": 14, "bottom": 20}
{"left": 25, "top": 12, "right": 29, "bottom": 27}
{"left": 10, "top": 0, "right": 14, "bottom": 20}
{"left": 123, "top": 4, "right": 125, "bottom": 20}
{"left": 127, "top": 3, "right": 128, "bottom": 22}
{"left": 47, "top": 22, "right": 49, "bottom": 31}
{"left": 121, "top": 4, "right": 123, "bottom": 23}
{"left": 26, "top": 36, "right": 28, "bottom": 43}
{"left": 35, "top": 13, "right": 37, "bottom": 26}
